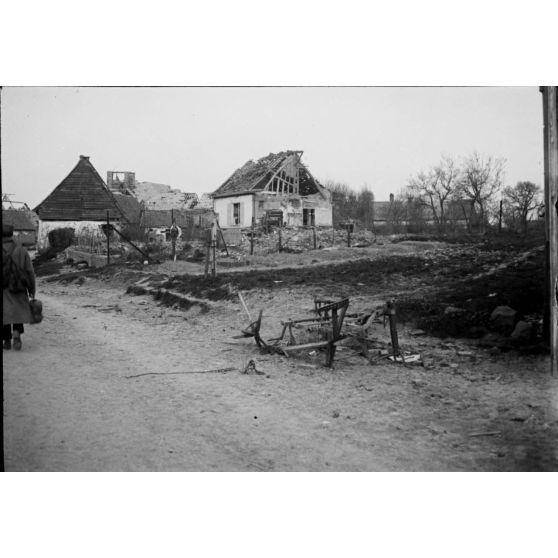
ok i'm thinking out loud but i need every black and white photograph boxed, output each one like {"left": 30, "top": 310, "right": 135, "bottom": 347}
{"left": 1, "top": 2, "right": 557, "bottom": 557}
{"left": 2, "top": 85, "right": 556, "bottom": 472}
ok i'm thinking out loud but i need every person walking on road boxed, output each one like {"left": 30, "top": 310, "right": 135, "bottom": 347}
{"left": 3, "top": 224, "right": 36, "bottom": 351}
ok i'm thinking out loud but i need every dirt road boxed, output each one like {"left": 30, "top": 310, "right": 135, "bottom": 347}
{"left": 4, "top": 276, "right": 558, "bottom": 471}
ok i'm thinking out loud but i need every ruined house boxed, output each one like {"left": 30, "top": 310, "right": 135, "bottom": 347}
{"left": 134, "top": 181, "right": 199, "bottom": 210}
{"left": 197, "top": 193, "right": 214, "bottom": 210}
{"left": 34, "top": 155, "right": 127, "bottom": 249}
{"left": 107, "top": 171, "right": 136, "bottom": 195}
{"left": 212, "top": 151, "right": 332, "bottom": 228}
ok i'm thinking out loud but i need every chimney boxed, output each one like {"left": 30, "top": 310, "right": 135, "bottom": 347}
{"left": 389, "top": 193, "right": 394, "bottom": 203}
{"left": 80, "top": 155, "right": 90, "bottom": 161}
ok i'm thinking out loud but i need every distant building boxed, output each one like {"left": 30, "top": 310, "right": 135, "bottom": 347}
{"left": 371, "top": 193, "right": 476, "bottom": 231}
{"left": 212, "top": 150, "right": 332, "bottom": 228}
{"left": 2, "top": 194, "right": 39, "bottom": 232}
{"left": 2, "top": 209, "right": 38, "bottom": 246}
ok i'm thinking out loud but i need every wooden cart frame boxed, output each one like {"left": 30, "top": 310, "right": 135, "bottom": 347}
{"left": 238, "top": 297, "right": 350, "bottom": 367}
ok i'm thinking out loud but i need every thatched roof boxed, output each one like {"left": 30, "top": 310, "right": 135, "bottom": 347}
{"left": 34, "top": 156, "right": 125, "bottom": 221}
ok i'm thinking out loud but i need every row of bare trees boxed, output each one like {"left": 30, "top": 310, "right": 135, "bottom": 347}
{"left": 407, "top": 153, "right": 542, "bottom": 234}
{"left": 406, "top": 153, "right": 507, "bottom": 234}
{"left": 326, "top": 153, "right": 542, "bottom": 235}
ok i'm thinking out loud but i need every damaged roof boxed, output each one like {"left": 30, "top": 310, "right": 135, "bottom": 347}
{"left": 34, "top": 156, "right": 125, "bottom": 221}
{"left": 212, "top": 150, "right": 325, "bottom": 198}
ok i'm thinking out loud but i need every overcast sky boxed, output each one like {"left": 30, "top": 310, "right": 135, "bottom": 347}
{"left": 1, "top": 86, "right": 544, "bottom": 208}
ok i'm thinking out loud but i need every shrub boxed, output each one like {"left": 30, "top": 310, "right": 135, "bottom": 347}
{"left": 48, "top": 227, "right": 75, "bottom": 252}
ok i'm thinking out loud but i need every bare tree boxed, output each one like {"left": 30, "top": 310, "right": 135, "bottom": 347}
{"left": 325, "top": 180, "right": 356, "bottom": 226}
{"left": 502, "top": 181, "right": 542, "bottom": 233}
{"left": 326, "top": 181, "right": 377, "bottom": 229}
{"left": 406, "top": 195, "right": 427, "bottom": 233}
{"left": 407, "top": 155, "right": 459, "bottom": 233}
{"left": 356, "top": 185, "right": 375, "bottom": 230}
{"left": 387, "top": 193, "right": 407, "bottom": 234}
{"left": 458, "top": 152, "right": 505, "bottom": 233}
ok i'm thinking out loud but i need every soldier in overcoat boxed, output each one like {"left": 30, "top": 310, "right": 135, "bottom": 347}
{"left": 3, "top": 224, "right": 36, "bottom": 350}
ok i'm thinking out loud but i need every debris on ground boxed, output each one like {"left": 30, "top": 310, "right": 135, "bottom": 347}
{"left": 242, "top": 360, "right": 264, "bottom": 375}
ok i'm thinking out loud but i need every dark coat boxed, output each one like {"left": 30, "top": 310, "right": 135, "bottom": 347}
{"left": 3, "top": 238, "right": 36, "bottom": 325}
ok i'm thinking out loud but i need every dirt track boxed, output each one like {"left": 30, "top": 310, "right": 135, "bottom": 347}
{"left": 4, "top": 270, "right": 558, "bottom": 471}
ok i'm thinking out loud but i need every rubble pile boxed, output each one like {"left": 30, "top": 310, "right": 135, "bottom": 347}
{"left": 219, "top": 226, "right": 379, "bottom": 256}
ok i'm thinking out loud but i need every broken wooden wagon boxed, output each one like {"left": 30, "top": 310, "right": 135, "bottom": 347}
{"left": 236, "top": 297, "right": 350, "bottom": 367}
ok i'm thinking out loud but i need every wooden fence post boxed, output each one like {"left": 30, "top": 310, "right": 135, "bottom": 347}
{"left": 250, "top": 218, "right": 255, "bottom": 255}
{"left": 386, "top": 300, "right": 400, "bottom": 358}
{"left": 204, "top": 228, "right": 210, "bottom": 277}
{"left": 171, "top": 209, "right": 176, "bottom": 260}
{"left": 106, "top": 210, "right": 110, "bottom": 265}
{"left": 211, "top": 221, "right": 217, "bottom": 277}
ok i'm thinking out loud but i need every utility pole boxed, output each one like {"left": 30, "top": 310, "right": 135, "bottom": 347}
{"left": 211, "top": 221, "right": 217, "bottom": 277}
{"left": 541, "top": 86, "right": 558, "bottom": 375}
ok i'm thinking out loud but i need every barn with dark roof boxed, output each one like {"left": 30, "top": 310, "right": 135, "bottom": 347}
{"left": 34, "top": 155, "right": 131, "bottom": 249}
{"left": 212, "top": 150, "right": 332, "bottom": 228}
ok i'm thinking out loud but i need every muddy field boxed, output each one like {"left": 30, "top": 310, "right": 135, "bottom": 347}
{"left": 5, "top": 235, "right": 558, "bottom": 471}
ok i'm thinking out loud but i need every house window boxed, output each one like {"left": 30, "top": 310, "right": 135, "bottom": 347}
{"left": 233, "top": 203, "right": 241, "bottom": 225}
{"left": 303, "top": 208, "right": 315, "bottom": 226}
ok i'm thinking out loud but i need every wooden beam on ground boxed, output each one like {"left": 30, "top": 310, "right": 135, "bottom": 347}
{"left": 281, "top": 341, "right": 330, "bottom": 352}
